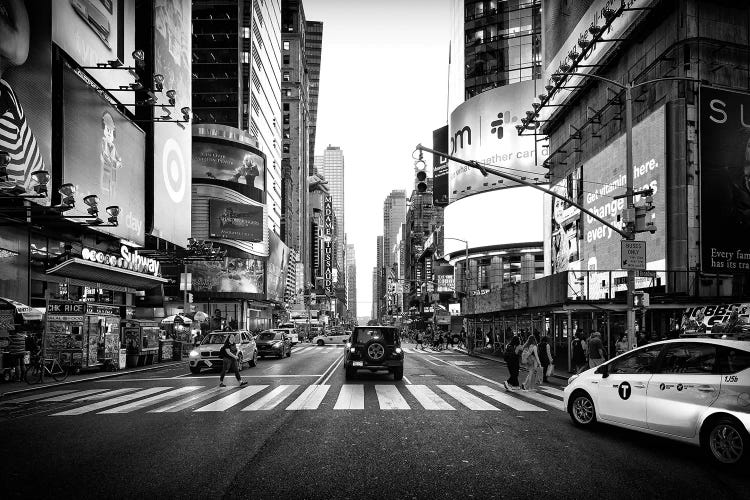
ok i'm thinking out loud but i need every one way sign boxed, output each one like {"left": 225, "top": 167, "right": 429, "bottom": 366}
{"left": 621, "top": 240, "right": 646, "bottom": 270}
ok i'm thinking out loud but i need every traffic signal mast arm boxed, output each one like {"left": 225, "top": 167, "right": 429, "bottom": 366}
{"left": 414, "top": 144, "right": 631, "bottom": 239}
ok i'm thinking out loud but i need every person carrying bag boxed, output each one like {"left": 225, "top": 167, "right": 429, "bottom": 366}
{"left": 218, "top": 333, "right": 248, "bottom": 388}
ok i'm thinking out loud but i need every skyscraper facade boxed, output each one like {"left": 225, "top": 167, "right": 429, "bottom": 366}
{"left": 305, "top": 21, "right": 323, "bottom": 172}
{"left": 346, "top": 244, "right": 357, "bottom": 320}
{"left": 383, "top": 190, "right": 407, "bottom": 273}
{"left": 318, "top": 146, "right": 345, "bottom": 273}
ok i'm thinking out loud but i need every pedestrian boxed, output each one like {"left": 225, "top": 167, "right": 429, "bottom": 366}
{"left": 503, "top": 335, "right": 522, "bottom": 390}
{"left": 572, "top": 331, "right": 588, "bottom": 374}
{"left": 520, "top": 335, "right": 541, "bottom": 391}
{"left": 538, "top": 335, "right": 553, "bottom": 383}
{"left": 9, "top": 330, "right": 27, "bottom": 381}
{"left": 459, "top": 327, "right": 466, "bottom": 349}
{"left": 587, "top": 331, "right": 607, "bottom": 368}
{"left": 415, "top": 330, "right": 424, "bottom": 350}
{"left": 218, "top": 333, "right": 248, "bottom": 387}
{"left": 445, "top": 330, "right": 454, "bottom": 350}
{"left": 615, "top": 333, "right": 629, "bottom": 356}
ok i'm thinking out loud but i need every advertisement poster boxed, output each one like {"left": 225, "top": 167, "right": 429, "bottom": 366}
{"left": 52, "top": 0, "right": 137, "bottom": 93}
{"left": 700, "top": 87, "right": 750, "bottom": 273}
{"left": 266, "top": 231, "right": 289, "bottom": 302}
{"left": 432, "top": 125, "right": 449, "bottom": 206}
{"left": 448, "top": 80, "right": 549, "bottom": 203}
{"left": 192, "top": 138, "right": 266, "bottom": 195}
{"left": 680, "top": 303, "right": 750, "bottom": 333}
{"left": 208, "top": 200, "right": 263, "bottom": 242}
{"left": 62, "top": 66, "right": 146, "bottom": 245}
{"left": 0, "top": 0, "right": 52, "bottom": 201}
{"left": 550, "top": 178, "right": 580, "bottom": 273}
{"left": 323, "top": 195, "right": 333, "bottom": 296}
{"left": 152, "top": 0, "right": 192, "bottom": 246}
{"left": 191, "top": 257, "right": 264, "bottom": 294}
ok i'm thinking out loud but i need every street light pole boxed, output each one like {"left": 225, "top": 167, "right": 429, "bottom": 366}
{"left": 624, "top": 85, "right": 637, "bottom": 350}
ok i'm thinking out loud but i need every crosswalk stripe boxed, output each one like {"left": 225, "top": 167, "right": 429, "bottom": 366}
{"left": 438, "top": 385, "right": 500, "bottom": 411}
{"left": 469, "top": 385, "right": 546, "bottom": 412}
{"left": 242, "top": 385, "right": 299, "bottom": 411}
{"left": 405, "top": 385, "right": 455, "bottom": 410}
{"left": 294, "top": 347, "right": 312, "bottom": 354}
{"left": 149, "top": 387, "right": 233, "bottom": 413}
{"left": 51, "top": 388, "right": 172, "bottom": 416}
{"left": 375, "top": 385, "right": 410, "bottom": 409}
{"left": 333, "top": 384, "right": 364, "bottom": 410}
{"left": 99, "top": 387, "right": 203, "bottom": 414}
{"left": 193, "top": 385, "right": 267, "bottom": 412}
{"left": 8, "top": 390, "right": 77, "bottom": 403}
{"left": 39, "top": 389, "right": 110, "bottom": 402}
{"left": 514, "top": 389, "right": 565, "bottom": 411}
{"left": 539, "top": 386, "right": 565, "bottom": 398}
{"left": 73, "top": 388, "right": 139, "bottom": 402}
{"left": 286, "top": 385, "right": 330, "bottom": 410}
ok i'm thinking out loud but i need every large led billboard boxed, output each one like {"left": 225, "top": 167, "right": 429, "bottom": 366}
{"left": 266, "top": 231, "right": 289, "bottom": 303}
{"left": 700, "top": 87, "right": 750, "bottom": 273}
{"left": 191, "top": 257, "right": 264, "bottom": 295}
{"left": 62, "top": 65, "right": 146, "bottom": 245}
{"left": 192, "top": 134, "right": 266, "bottom": 201}
{"left": 448, "top": 80, "right": 549, "bottom": 203}
{"left": 152, "top": 0, "right": 191, "bottom": 246}
{"left": 208, "top": 199, "right": 263, "bottom": 242}
{"left": 0, "top": 0, "right": 52, "bottom": 202}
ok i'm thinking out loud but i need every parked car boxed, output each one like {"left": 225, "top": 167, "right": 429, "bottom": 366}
{"left": 188, "top": 331, "right": 257, "bottom": 374}
{"left": 564, "top": 338, "right": 750, "bottom": 466}
{"left": 312, "top": 330, "right": 350, "bottom": 345}
{"left": 344, "top": 326, "right": 404, "bottom": 380}
{"left": 256, "top": 330, "right": 292, "bottom": 359}
{"left": 272, "top": 327, "right": 299, "bottom": 345}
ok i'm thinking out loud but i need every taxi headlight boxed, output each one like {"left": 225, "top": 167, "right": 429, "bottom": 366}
{"left": 189, "top": 350, "right": 200, "bottom": 358}
{"left": 568, "top": 374, "right": 579, "bottom": 384}
{"left": 395, "top": 347, "right": 403, "bottom": 354}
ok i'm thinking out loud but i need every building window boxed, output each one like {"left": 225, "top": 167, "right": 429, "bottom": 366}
{"left": 283, "top": 128, "right": 290, "bottom": 139}
{"left": 283, "top": 72, "right": 290, "bottom": 82}
{"left": 242, "top": 51, "right": 250, "bottom": 64}
{"left": 283, "top": 113, "right": 290, "bottom": 124}
{"left": 283, "top": 103, "right": 290, "bottom": 111}
{"left": 242, "top": 27, "right": 250, "bottom": 39}
{"left": 283, "top": 54, "right": 290, "bottom": 65}
{"left": 283, "top": 89, "right": 292, "bottom": 97}
{"left": 283, "top": 41, "right": 290, "bottom": 50}
{"left": 283, "top": 143, "right": 290, "bottom": 153}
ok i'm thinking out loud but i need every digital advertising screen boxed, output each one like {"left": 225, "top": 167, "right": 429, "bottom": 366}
{"left": 208, "top": 199, "right": 263, "bottom": 242}
{"left": 62, "top": 65, "right": 146, "bottom": 245}
{"left": 190, "top": 257, "right": 265, "bottom": 295}
{"left": 192, "top": 138, "right": 266, "bottom": 198}
{"left": 266, "top": 231, "right": 289, "bottom": 303}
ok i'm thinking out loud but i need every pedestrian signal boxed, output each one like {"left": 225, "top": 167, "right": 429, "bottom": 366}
{"left": 416, "top": 169, "right": 427, "bottom": 193}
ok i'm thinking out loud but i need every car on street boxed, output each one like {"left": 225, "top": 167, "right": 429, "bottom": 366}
{"left": 312, "top": 329, "right": 350, "bottom": 345}
{"left": 188, "top": 331, "right": 257, "bottom": 374}
{"left": 344, "top": 325, "right": 404, "bottom": 380}
{"left": 564, "top": 338, "right": 750, "bottom": 466}
{"left": 272, "top": 326, "right": 299, "bottom": 345}
{"left": 256, "top": 330, "right": 292, "bottom": 359}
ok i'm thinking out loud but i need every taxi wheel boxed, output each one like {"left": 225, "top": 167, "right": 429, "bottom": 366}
{"left": 317, "top": 340, "right": 325, "bottom": 346}
{"left": 568, "top": 391, "right": 597, "bottom": 427}
{"left": 703, "top": 417, "right": 747, "bottom": 466}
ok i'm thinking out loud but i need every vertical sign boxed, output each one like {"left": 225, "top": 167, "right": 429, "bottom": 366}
{"left": 323, "top": 196, "right": 334, "bottom": 296}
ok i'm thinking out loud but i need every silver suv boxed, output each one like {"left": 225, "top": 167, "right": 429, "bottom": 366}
{"left": 188, "top": 331, "right": 258, "bottom": 374}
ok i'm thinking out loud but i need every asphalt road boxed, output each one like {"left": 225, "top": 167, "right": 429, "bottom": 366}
{"left": 0, "top": 343, "right": 747, "bottom": 500}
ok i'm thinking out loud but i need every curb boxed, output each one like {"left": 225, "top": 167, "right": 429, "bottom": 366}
{"left": 0, "top": 361, "right": 184, "bottom": 398}
{"left": 455, "top": 348, "right": 569, "bottom": 383}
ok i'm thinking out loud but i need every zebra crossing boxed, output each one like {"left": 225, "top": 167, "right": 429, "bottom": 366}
{"left": 2, "top": 383, "right": 566, "bottom": 416}
{"left": 289, "top": 345, "right": 458, "bottom": 355}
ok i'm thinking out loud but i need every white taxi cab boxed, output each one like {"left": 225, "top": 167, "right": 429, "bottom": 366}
{"left": 312, "top": 329, "right": 350, "bottom": 345}
{"left": 564, "top": 338, "right": 750, "bottom": 465}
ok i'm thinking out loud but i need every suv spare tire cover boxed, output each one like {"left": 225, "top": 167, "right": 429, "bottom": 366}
{"left": 365, "top": 339, "right": 386, "bottom": 362}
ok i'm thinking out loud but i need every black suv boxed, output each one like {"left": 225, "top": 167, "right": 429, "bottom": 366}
{"left": 344, "top": 326, "right": 404, "bottom": 380}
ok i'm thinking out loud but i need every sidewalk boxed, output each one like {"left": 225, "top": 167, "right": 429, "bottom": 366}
{"left": 454, "top": 346, "right": 571, "bottom": 384}
{"left": 0, "top": 361, "right": 184, "bottom": 398}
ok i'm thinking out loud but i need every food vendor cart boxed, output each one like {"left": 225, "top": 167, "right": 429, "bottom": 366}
{"left": 0, "top": 297, "right": 43, "bottom": 382}
{"left": 122, "top": 319, "right": 160, "bottom": 367}
{"left": 160, "top": 314, "right": 195, "bottom": 360}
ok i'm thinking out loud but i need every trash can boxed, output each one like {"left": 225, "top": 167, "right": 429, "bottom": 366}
{"left": 118, "top": 349, "right": 127, "bottom": 370}
{"left": 159, "top": 339, "right": 174, "bottom": 362}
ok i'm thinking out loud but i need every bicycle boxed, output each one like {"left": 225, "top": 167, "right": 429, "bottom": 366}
{"left": 25, "top": 356, "right": 69, "bottom": 384}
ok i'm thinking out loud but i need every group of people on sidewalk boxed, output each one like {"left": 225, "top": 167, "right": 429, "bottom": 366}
{"left": 502, "top": 334, "right": 554, "bottom": 392}
{"left": 571, "top": 329, "right": 610, "bottom": 374}
{"left": 411, "top": 325, "right": 465, "bottom": 351}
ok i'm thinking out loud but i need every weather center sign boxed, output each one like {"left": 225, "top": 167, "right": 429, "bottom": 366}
{"left": 448, "top": 80, "right": 549, "bottom": 203}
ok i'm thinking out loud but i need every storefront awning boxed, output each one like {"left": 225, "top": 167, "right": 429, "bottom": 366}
{"left": 46, "top": 258, "right": 170, "bottom": 290}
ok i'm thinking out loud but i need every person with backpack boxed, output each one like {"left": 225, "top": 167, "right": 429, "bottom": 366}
{"left": 572, "top": 331, "right": 588, "bottom": 374}
{"left": 587, "top": 331, "right": 607, "bottom": 368}
{"left": 520, "top": 334, "right": 541, "bottom": 391}
{"left": 415, "top": 329, "right": 424, "bottom": 350}
{"left": 503, "top": 335, "right": 522, "bottom": 390}
{"left": 538, "top": 335, "right": 553, "bottom": 383}
{"left": 219, "top": 333, "right": 248, "bottom": 387}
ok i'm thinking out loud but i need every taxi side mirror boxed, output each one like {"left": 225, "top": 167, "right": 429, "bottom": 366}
{"left": 596, "top": 364, "right": 609, "bottom": 378}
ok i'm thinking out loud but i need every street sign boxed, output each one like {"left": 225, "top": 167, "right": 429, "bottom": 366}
{"left": 621, "top": 240, "right": 646, "bottom": 270}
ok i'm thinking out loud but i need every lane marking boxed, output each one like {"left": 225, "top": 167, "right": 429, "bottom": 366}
{"left": 438, "top": 385, "right": 500, "bottom": 411}
{"left": 320, "top": 357, "right": 343, "bottom": 385}
{"left": 102, "top": 375, "right": 323, "bottom": 381}
{"left": 406, "top": 385, "right": 455, "bottom": 410}
{"left": 193, "top": 385, "right": 267, "bottom": 412}
{"left": 539, "top": 385, "right": 565, "bottom": 398}
{"left": 333, "top": 384, "right": 364, "bottom": 410}
{"left": 514, "top": 389, "right": 565, "bottom": 411}
{"left": 149, "top": 386, "right": 233, "bottom": 413}
{"left": 313, "top": 354, "right": 344, "bottom": 386}
{"left": 6, "top": 390, "right": 78, "bottom": 403}
{"left": 99, "top": 386, "right": 203, "bottom": 414}
{"left": 469, "top": 385, "right": 546, "bottom": 412}
{"left": 52, "top": 388, "right": 172, "bottom": 416}
{"left": 375, "top": 385, "right": 410, "bottom": 410}
{"left": 402, "top": 375, "right": 412, "bottom": 385}
{"left": 73, "top": 388, "right": 139, "bottom": 401}
{"left": 286, "top": 385, "right": 330, "bottom": 410}
{"left": 39, "top": 389, "right": 109, "bottom": 402}
{"left": 242, "top": 385, "right": 299, "bottom": 411}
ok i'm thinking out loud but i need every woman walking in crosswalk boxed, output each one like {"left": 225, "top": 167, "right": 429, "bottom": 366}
{"left": 218, "top": 334, "right": 248, "bottom": 387}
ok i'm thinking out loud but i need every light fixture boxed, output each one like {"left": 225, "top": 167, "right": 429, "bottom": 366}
{"left": 544, "top": 84, "right": 554, "bottom": 93}
{"left": 58, "top": 183, "right": 76, "bottom": 206}
{"left": 551, "top": 73, "right": 565, "bottom": 83}
{"left": 569, "top": 48, "right": 581, "bottom": 61}
{"left": 515, "top": 124, "right": 525, "bottom": 134}
{"left": 602, "top": 7, "right": 617, "bottom": 21}
{"left": 153, "top": 74, "right": 165, "bottom": 92}
{"left": 589, "top": 23, "right": 603, "bottom": 37}
{"left": 181, "top": 107, "right": 191, "bottom": 120}
{"left": 166, "top": 89, "right": 176, "bottom": 106}
{"left": 83, "top": 194, "right": 98, "bottom": 207}
{"left": 538, "top": 93, "right": 547, "bottom": 101}
{"left": 132, "top": 50, "right": 145, "bottom": 62}
{"left": 578, "top": 35, "right": 591, "bottom": 50}
{"left": 106, "top": 205, "right": 120, "bottom": 225}
{"left": 532, "top": 102, "right": 541, "bottom": 111}
{"left": 29, "top": 170, "right": 49, "bottom": 196}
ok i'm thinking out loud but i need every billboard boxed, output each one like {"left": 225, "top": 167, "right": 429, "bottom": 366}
{"left": 52, "top": 0, "right": 137, "bottom": 93}
{"left": 266, "top": 231, "right": 289, "bottom": 303}
{"left": 432, "top": 125, "right": 449, "bottom": 206}
{"left": 323, "top": 195, "right": 333, "bottom": 296}
{"left": 208, "top": 199, "right": 263, "bottom": 242}
{"left": 0, "top": 0, "right": 52, "bottom": 202}
{"left": 192, "top": 137, "right": 266, "bottom": 199}
{"left": 575, "top": 106, "right": 666, "bottom": 272}
{"left": 152, "top": 0, "right": 191, "bottom": 246}
{"left": 448, "top": 80, "right": 549, "bottom": 203}
{"left": 551, "top": 177, "right": 581, "bottom": 273}
{"left": 700, "top": 87, "right": 750, "bottom": 273}
{"left": 190, "top": 257, "right": 264, "bottom": 294}
{"left": 62, "top": 65, "right": 146, "bottom": 244}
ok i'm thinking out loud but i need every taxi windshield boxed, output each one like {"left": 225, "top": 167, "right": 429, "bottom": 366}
{"left": 202, "top": 333, "right": 229, "bottom": 345}
{"left": 258, "top": 331, "right": 282, "bottom": 341}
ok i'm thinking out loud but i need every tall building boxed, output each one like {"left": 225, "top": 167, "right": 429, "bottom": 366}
{"left": 383, "top": 190, "right": 407, "bottom": 273}
{"left": 317, "top": 146, "right": 345, "bottom": 273}
{"left": 305, "top": 21, "right": 323, "bottom": 171}
{"left": 375, "top": 235, "right": 384, "bottom": 319}
{"left": 192, "top": 0, "right": 282, "bottom": 233}
{"left": 346, "top": 244, "right": 357, "bottom": 320}
{"left": 371, "top": 267, "right": 379, "bottom": 321}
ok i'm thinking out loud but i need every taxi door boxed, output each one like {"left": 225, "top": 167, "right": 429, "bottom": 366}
{"left": 596, "top": 345, "right": 663, "bottom": 428}
{"left": 647, "top": 342, "right": 721, "bottom": 438}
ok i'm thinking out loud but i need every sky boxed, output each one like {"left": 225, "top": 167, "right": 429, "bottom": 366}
{"left": 304, "top": 0, "right": 452, "bottom": 320}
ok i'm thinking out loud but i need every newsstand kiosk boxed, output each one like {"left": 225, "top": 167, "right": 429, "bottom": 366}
{"left": 122, "top": 319, "right": 160, "bottom": 367}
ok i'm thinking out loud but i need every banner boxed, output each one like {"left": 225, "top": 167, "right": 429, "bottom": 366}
{"left": 208, "top": 200, "right": 263, "bottom": 242}
{"left": 323, "top": 195, "right": 333, "bottom": 296}
{"left": 432, "top": 125, "right": 449, "bottom": 206}
{"left": 699, "top": 87, "right": 750, "bottom": 273}
{"left": 190, "top": 257, "right": 264, "bottom": 294}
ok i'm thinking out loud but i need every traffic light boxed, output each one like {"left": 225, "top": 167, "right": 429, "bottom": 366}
{"left": 633, "top": 291, "right": 650, "bottom": 309}
{"left": 635, "top": 191, "right": 656, "bottom": 234}
{"left": 415, "top": 162, "right": 427, "bottom": 193}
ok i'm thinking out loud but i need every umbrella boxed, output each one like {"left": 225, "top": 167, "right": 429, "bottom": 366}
{"left": 189, "top": 311, "right": 209, "bottom": 322}
{"left": 160, "top": 314, "right": 193, "bottom": 325}
{"left": 0, "top": 297, "right": 43, "bottom": 322}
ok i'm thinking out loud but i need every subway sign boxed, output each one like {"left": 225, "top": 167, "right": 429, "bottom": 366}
{"left": 323, "top": 196, "right": 333, "bottom": 296}
{"left": 81, "top": 245, "right": 162, "bottom": 277}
